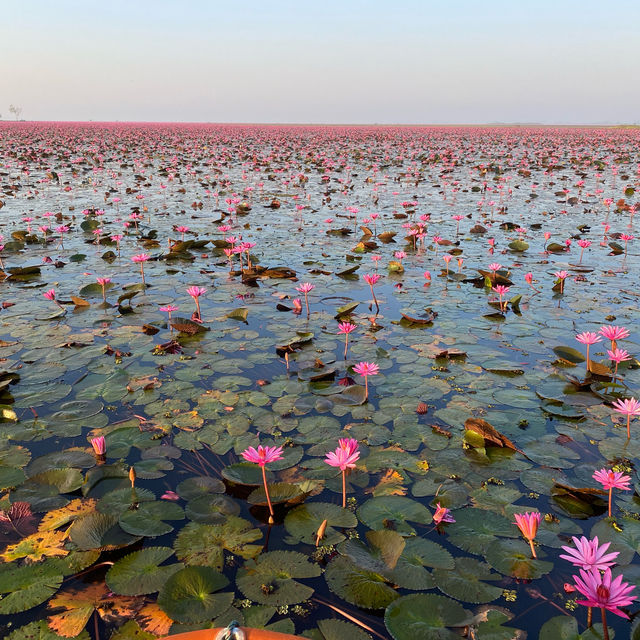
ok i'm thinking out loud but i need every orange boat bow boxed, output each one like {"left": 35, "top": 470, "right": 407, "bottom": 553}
{"left": 163, "top": 628, "right": 300, "bottom": 640}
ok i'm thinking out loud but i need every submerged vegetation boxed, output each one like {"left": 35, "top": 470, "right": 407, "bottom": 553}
{"left": 0, "top": 122, "right": 638, "bottom": 639}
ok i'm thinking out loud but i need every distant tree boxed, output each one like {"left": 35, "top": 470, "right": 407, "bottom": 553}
{"left": 8, "top": 105, "right": 23, "bottom": 120}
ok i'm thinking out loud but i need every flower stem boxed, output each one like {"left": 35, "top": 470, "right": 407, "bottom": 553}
{"left": 370, "top": 285, "right": 379, "bottom": 314}
{"left": 586, "top": 606, "right": 592, "bottom": 628}
{"left": 528, "top": 538, "right": 537, "bottom": 559}
{"left": 364, "top": 376, "right": 368, "bottom": 402}
{"left": 601, "top": 607, "right": 609, "bottom": 640}
{"left": 342, "top": 469, "right": 346, "bottom": 508}
{"left": 608, "top": 487, "right": 612, "bottom": 518}
{"left": 262, "top": 465, "right": 274, "bottom": 522}
{"left": 627, "top": 415, "right": 631, "bottom": 440}
{"left": 304, "top": 292, "right": 310, "bottom": 318}
{"left": 343, "top": 335, "right": 348, "bottom": 359}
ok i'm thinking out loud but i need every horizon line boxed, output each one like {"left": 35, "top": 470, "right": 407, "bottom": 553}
{"left": 0, "top": 120, "right": 638, "bottom": 129}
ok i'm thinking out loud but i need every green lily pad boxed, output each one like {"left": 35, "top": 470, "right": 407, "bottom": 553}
{"left": 247, "top": 482, "right": 305, "bottom": 506}
{"left": 106, "top": 547, "right": 183, "bottom": 595}
{"left": 539, "top": 615, "right": 612, "bottom": 639}
{"left": 385, "top": 593, "right": 469, "bottom": 640}
{"left": 6, "top": 620, "right": 90, "bottom": 640}
{"left": 222, "top": 462, "right": 274, "bottom": 486}
{"left": 325, "top": 555, "right": 399, "bottom": 610}
{"left": 157, "top": 565, "right": 233, "bottom": 624}
{"left": 237, "top": 550, "right": 321, "bottom": 605}
{"left": 485, "top": 538, "right": 553, "bottom": 579}
{"left": 174, "top": 517, "right": 263, "bottom": 570}
{"left": 357, "top": 496, "right": 432, "bottom": 535}
{"left": 69, "top": 512, "right": 140, "bottom": 550}
{"left": 316, "top": 619, "right": 371, "bottom": 640}
{"left": 553, "top": 346, "right": 586, "bottom": 364}
{"left": 447, "top": 508, "right": 517, "bottom": 555}
{"left": 108, "top": 620, "right": 156, "bottom": 640}
{"left": 284, "top": 501, "right": 358, "bottom": 546}
{"left": 433, "top": 557, "right": 502, "bottom": 603}
{"left": 176, "top": 475, "right": 225, "bottom": 499}
{"left": 0, "top": 562, "right": 63, "bottom": 614}
{"left": 185, "top": 494, "right": 241, "bottom": 524}
{"left": 225, "top": 307, "right": 249, "bottom": 322}
{"left": 119, "top": 500, "right": 184, "bottom": 536}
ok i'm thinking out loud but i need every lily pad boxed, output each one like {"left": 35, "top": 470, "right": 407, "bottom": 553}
{"left": 157, "top": 565, "right": 232, "bottom": 623}
{"left": 118, "top": 500, "right": 184, "bottom": 536}
{"left": 384, "top": 593, "right": 469, "bottom": 640}
{"left": 237, "top": 550, "right": 321, "bottom": 605}
{"left": 284, "top": 501, "right": 358, "bottom": 546}
{"left": 357, "top": 496, "right": 432, "bottom": 535}
{"left": 106, "top": 547, "right": 183, "bottom": 595}
{"left": 174, "top": 517, "right": 263, "bottom": 570}
{"left": 324, "top": 555, "right": 399, "bottom": 610}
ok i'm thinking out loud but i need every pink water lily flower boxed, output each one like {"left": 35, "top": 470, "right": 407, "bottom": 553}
{"left": 554, "top": 270, "right": 569, "bottom": 293}
{"left": 593, "top": 468, "right": 632, "bottom": 517}
{"left": 575, "top": 331, "right": 602, "bottom": 366}
{"left": 43, "top": 288, "right": 64, "bottom": 310}
{"left": 325, "top": 439, "right": 360, "bottom": 507}
{"left": 241, "top": 444, "right": 284, "bottom": 522}
{"left": 560, "top": 536, "right": 619, "bottom": 571}
{"left": 337, "top": 322, "right": 357, "bottom": 358}
{"left": 241, "top": 444, "right": 283, "bottom": 467}
{"left": 325, "top": 444, "right": 360, "bottom": 471}
{"left": 599, "top": 325, "right": 629, "bottom": 351}
{"left": 353, "top": 361, "right": 379, "bottom": 402}
{"left": 96, "top": 277, "right": 111, "bottom": 303}
{"left": 187, "top": 286, "right": 206, "bottom": 322}
{"left": 295, "top": 282, "right": 315, "bottom": 317}
{"left": 608, "top": 348, "right": 631, "bottom": 382}
{"left": 612, "top": 397, "right": 640, "bottom": 440}
{"left": 513, "top": 512, "right": 541, "bottom": 558}
{"left": 90, "top": 436, "right": 106, "bottom": 457}
{"left": 131, "top": 253, "right": 150, "bottom": 286}
{"left": 574, "top": 567, "right": 636, "bottom": 620}
{"left": 363, "top": 274, "right": 381, "bottom": 312}
{"left": 433, "top": 503, "right": 455, "bottom": 526}
{"left": 492, "top": 284, "right": 510, "bottom": 311}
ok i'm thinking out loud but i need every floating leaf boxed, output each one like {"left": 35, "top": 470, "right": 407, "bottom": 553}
{"left": 2, "top": 530, "right": 68, "bottom": 562}
{"left": 357, "top": 496, "right": 432, "bottom": 535}
{"left": 433, "top": 557, "right": 502, "bottom": 603}
{"left": 237, "top": 550, "right": 321, "bottom": 606}
{"left": 0, "top": 562, "right": 63, "bottom": 614}
{"left": 553, "top": 346, "right": 586, "bottom": 365}
{"left": 39, "top": 499, "right": 97, "bottom": 531}
{"left": 47, "top": 582, "right": 138, "bottom": 637}
{"left": 118, "top": 501, "right": 184, "bottom": 537}
{"left": 222, "top": 463, "right": 274, "bottom": 486}
{"left": 225, "top": 307, "right": 249, "bottom": 322}
{"left": 247, "top": 482, "right": 305, "bottom": 507}
{"left": 176, "top": 475, "right": 225, "bottom": 499}
{"left": 485, "top": 539, "right": 553, "bottom": 579}
{"left": 157, "top": 565, "right": 232, "bottom": 624}
{"left": 464, "top": 418, "right": 519, "bottom": 451}
{"left": 284, "top": 502, "right": 357, "bottom": 546}
{"left": 106, "top": 547, "right": 183, "bottom": 595}
{"left": 69, "top": 512, "right": 140, "bottom": 550}
{"left": 316, "top": 618, "right": 371, "bottom": 640}
{"left": 6, "top": 620, "right": 89, "bottom": 640}
{"left": 385, "top": 593, "right": 469, "bottom": 640}
{"left": 173, "top": 517, "right": 262, "bottom": 570}
{"left": 324, "top": 555, "right": 399, "bottom": 610}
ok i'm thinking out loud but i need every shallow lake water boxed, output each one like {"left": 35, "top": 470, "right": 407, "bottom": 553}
{"left": 0, "top": 123, "right": 638, "bottom": 639}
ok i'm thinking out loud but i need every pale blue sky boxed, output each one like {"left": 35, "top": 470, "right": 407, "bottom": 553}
{"left": 1, "top": 0, "right": 638, "bottom": 123}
